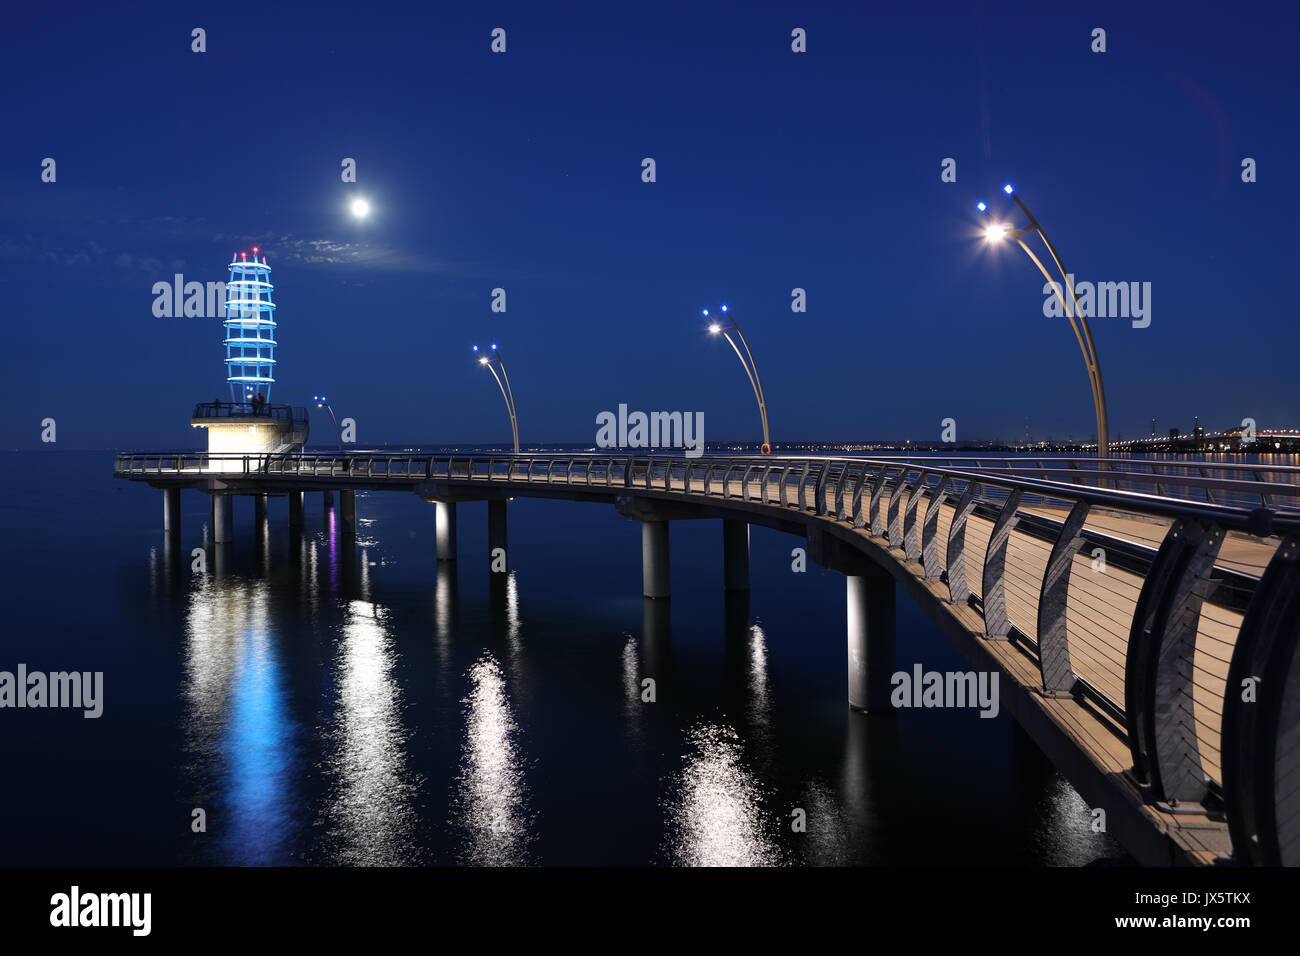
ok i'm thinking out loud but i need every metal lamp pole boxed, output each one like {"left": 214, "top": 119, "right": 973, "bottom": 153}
{"left": 474, "top": 345, "right": 520, "bottom": 453}
{"left": 705, "top": 306, "right": 771, "bottom": 454}
{"left": 313, "top": 394, "right": 343, "bottom": 451}
{"left": 978, "top": 186, "right": 1109, "bottom": 459}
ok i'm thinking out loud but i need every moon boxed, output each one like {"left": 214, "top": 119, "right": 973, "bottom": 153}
{"left": 350, "top": 197, "right": 370, "bottom": 218}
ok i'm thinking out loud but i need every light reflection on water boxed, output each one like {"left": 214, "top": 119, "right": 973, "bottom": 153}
{"left": 796, "top": 779, "right": 851, "bottom": 866}
{"left": 501, "top": 570, "right": 525, "bottom": 676}
{"left": 745, "top": 622, "right": 773, "bottom": 747}
{"left": 183, "top": 577, "right": 298, "bottom": 865}
{"left": 317, "top": 598, "right": 420, "bottom": 865}
{"left": 449, "top": 653, "right": 535, "bottom": 866}
{"left": 149, "top": 480, "right": 1127, "bottom": 866}
{"left": 1033, "top": 775, "right": 1109, "bottom": 866}
{"left": 661, "top": 722, "right": 784, "bottom": 867}
{"left": 621, "top": 633, "right": 640, "bottom": 728}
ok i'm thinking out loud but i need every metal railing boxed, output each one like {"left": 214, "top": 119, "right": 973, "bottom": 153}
{"left": 818, "top": 455, "right": 1300, "bottom": 512}
{"left": 113, "top": 449, "right": 1300, "bottom": 864}
{"left": 191, "top": 401, "right": 308, "bottom": 422}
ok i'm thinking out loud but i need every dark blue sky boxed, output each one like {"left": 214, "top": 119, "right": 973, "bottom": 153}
{"left": 4, "top": 1, "right": 1297, "bottom": 448}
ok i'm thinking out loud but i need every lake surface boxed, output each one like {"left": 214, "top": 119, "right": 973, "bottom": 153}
{"left": 0, "top": 450, "right": 1126, "bottom": 865}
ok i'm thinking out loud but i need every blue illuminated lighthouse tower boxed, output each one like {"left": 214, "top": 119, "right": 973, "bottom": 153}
{"left": 191, "top": 247, "right": 307, "bottom": 467}
{"left": 224, "top": 248, "right": 277, "bottom": 402}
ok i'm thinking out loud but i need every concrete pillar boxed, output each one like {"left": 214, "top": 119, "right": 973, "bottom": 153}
{"left": 436, "top": 501, "right": 457, "bottom": 561}
{"left": 723, "top": 519, "right": 750, "bottom": 591}
{"left": 641, "top": 520, "right": 670, "bottom": 599}
{"left": 488, "top": 499, "right": 508, "bottom": 573}
{"left": 846, "top": 571, "right": 896, "bottom": 712}
{"left": 288, "top": 490, "right": 304, "bottom": 529}
{"left": 213, "top": 495, "right": 234, "bottom": 544}
{"left": 254, "top": 493, "right": 268, "bottom": 524}
{"left": 340, "top": 489, "right": 357, "bottom": 533}
{"left": 163, "top": 487, "right": 181, "bottom": 534}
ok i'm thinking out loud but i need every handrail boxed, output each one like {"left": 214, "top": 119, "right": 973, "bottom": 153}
{"left": 191, "top": 402, "right": 307, "bottom": 421}
{"left": 112, "top": 450, "right": 1300, "bottom": 530}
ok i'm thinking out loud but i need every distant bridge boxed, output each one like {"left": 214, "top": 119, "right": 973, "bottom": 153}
{"left": 114, "top": 450, "right": 1300, "bottom": 867}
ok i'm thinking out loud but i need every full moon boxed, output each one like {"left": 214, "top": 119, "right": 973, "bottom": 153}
{"left": 350, "top": 198, "right": 370, "bottom": 218}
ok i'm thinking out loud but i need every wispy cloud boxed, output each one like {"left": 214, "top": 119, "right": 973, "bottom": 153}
{"left": 222, "top": 233, "right": 487, "bottom": 278}
{"left": 0, "top": 215, "right": 491, "bottom": 282}
{"left": 0, "top": 233, "right": 178, "bottom": 272}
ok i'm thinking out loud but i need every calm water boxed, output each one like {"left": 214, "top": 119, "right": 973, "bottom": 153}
{"left": 0, "top": 451, "right": 1124, "bottom": 866}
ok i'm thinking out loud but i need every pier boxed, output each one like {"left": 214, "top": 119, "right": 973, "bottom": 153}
{"left": 114, "top": 449, "right": 1300, "bottom": 867}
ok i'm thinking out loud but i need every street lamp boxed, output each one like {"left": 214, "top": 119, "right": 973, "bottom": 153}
{"left": 977, "top": 185, "right": 1109, "bottom": 459}
{"left": 473, "top": 344, "right": 519, "bottom": 453}
{"left": 704, "top": 305, "right": 771, "bottom": 454}
{"left": 313, "top": 394, "right": 343, "bottom": 451}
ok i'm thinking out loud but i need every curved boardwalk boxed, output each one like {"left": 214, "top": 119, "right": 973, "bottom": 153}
{"left": 115, "top": 451, "right": 1300, "bottom": 866}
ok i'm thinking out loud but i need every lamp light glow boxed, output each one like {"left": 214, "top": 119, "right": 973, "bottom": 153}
{"left": 976, "top": 201, "right": 987, "bottom": 212}
{"left": 1003, "top": 184, "right": 1014, "bottom": 195}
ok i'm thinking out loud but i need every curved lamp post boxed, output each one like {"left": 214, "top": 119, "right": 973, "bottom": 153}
{"left": 704, "top": 305, "right": 771, "bottom": 454}
{"left": 978, "top": 185, "right": 1109, "bottom": 459}
{"left": 313, "top": 394, "right": 343, "bottom": 451}
{"left": 473, "top": 344, "right": 519, "bottom": 453}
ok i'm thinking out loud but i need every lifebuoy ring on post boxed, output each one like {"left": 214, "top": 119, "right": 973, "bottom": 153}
{"left": 760, "top": 443, "right": 771, "bottom": 455}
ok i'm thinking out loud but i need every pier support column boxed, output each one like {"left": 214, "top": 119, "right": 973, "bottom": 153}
{"left": 340, "top": 490, "right": 357, "bottom": 533}
{"left": 846, "top": 570, "right": 896, "bottom": 712}
{"left": 723, "top": 519, "right": 750, "bottom": 591}
{"left": 488, "top": 499, "right": 508, "bottom": 573}
{"left": 288, "top": 491, "right": 304, "bottom": 529}
{"left": 436, "top": 501, "right": 458, "bottom": 561}
{"left": 254, "top": 493, "right": 268, "bottom": 524}
{"left": 163, "top": 487, "right": 181, "bottom": 535}
{"left": 213, "top": 495, "right": 234, "bottom": 544}
{"left": 641, "top": 520, "right": 670, "bottom": 599}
